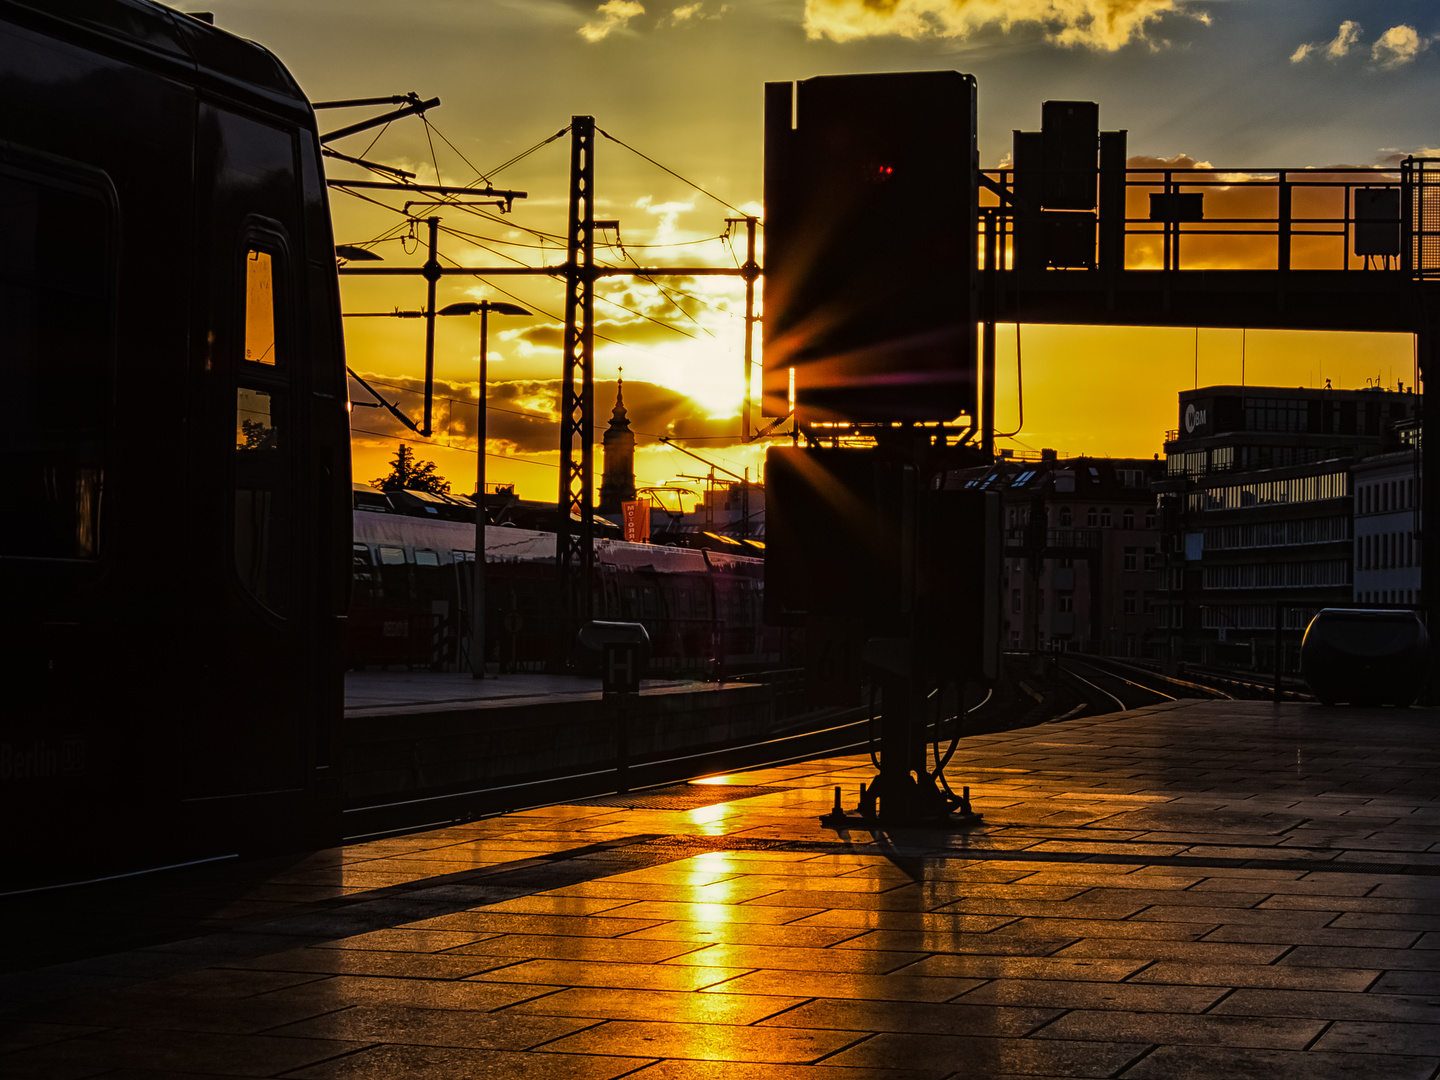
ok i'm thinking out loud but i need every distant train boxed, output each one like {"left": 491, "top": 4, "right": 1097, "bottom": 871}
{"left": 3, "top": 0, "right": 350, "bottom": 871}
{"left": 350, "top": 501, "right": 781, "bottom": 674}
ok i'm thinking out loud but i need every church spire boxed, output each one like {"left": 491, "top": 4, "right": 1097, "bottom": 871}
{"left": 599, "top": 370, "right": 637, "bottom": 513}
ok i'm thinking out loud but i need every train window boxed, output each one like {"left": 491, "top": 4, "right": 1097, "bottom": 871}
{"left": 352, "top": 544, "right": 377, "bottom": 604}
{"left": 234, "top": 386, "right": 289, "bottom": 614}
{"left": 414, "top": 549, "right": 440, "bottom": 567}
{"left": 1, "top": 166, "right": 113, "bottom": 560}
{"left": 378, "top": 546, "right": 406, "bottom": 565}
{"left": 244, "top": 250, "right": 277, "bottom": 365}
{"left": 233, "top": 228, "right": 292, "bottom": 616}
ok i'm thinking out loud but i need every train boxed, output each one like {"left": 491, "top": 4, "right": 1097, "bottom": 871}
{"left": 349, "top": 495, "right": 781, "bottom": 675}
{"left": 3, "top": 0, "right": 351, "bottom": 873}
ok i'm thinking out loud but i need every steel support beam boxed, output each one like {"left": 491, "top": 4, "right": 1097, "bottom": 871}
{"left": 557, "top": 116, "right": 597, "bottom": 657}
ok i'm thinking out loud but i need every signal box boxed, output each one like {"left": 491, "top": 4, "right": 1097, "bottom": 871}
{"left": 765, "top": 447, "right": 1001, "bottom": 699}
{"left": 763, "top": 71, "right": 978, "bottom": 424}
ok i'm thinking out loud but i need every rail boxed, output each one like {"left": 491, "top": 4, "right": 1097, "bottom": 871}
{"left": 979, "top": 158, "right": 1440, "bottom": 278}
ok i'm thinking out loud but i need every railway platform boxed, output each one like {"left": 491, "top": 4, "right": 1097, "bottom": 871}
{"left": 344, "top": 670, "right": 711, "bottom": 716}
{"left": 6, "top": 697, "right": 1440, "bottom": 1078}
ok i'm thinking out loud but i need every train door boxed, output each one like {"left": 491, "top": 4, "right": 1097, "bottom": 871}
{"left": 182, "top": 101, "right": 318, "bottom": 827}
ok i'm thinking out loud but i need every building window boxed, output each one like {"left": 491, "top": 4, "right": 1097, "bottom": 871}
{"left": 1100, "top": 507, "right": 1112, "bottom": 527}
{"left": 1086, "top": 507, "right": 1098, "bottom": 527}
{"left": 1145, "top": 507, "right": 1158, "bottom": 529}
{"left": 1059, "top": 505, "right": 1072, "bottom": 526}
{"left": 1123, "top": 590, "right": 1137, "bottom": 614}
{"left": 1124, "top": 546, "right": 1138, "bottom": 571}
{"left": 1122, "top": 508, "right": 1135, "bottom": 530}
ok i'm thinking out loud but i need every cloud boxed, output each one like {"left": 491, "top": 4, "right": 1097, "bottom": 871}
{"left": 801, "top": 0, "right": 1202, "bottom": 51}
{"left": 1327, "top": 19, "right": 1362, "bottom": 58}
{"left": 1372, "top": 24, "right": 1425, "bottom": 68}
{"left": 579, "top": 0, "right": 644, "bottom": 42}
{"left": 1292, "top": 21, "right": 1426, "bottom": 69}
{"left": 670, "top": 2, "right": 727, "bottom": 23}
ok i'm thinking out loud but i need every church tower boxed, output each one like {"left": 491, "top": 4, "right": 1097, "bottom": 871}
{"left": 599, "top": 375, "right": 637, "bottom": 513}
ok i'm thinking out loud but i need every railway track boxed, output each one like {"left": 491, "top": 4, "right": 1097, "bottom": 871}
{"left": 1056, "top": 655, "right": 1229, "bottom": 716}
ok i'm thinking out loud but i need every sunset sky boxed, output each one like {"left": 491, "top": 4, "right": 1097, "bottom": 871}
{"left": 208, "top": 0, "right": 1439, "bottom": 502}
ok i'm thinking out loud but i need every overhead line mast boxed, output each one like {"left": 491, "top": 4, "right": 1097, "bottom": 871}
{"left": 558, "top": 116, "right": 598, "bottom": 645}
{"left": 333, "top": 115, "right": 766, "bottom": 665}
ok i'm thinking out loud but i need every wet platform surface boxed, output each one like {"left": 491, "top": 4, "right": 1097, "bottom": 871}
{"left": 7, "top": 697, "right": 1440, "bottom": 1078}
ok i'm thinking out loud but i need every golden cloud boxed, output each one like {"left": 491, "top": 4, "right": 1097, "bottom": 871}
{"left": 1292, "top": 21, "right": 1426, "bottom": 69}
{"left": 1372, "top": 24, "right": 1425, "bottom": 68}
{"left": 1327, "top": 19, "right": 1362, "bottom": 59}
{"left": 580, "top": 0, "right": 645, "bottom": 42}
{"left": 802, "top": 0, "right": 1198, "bottom": 50}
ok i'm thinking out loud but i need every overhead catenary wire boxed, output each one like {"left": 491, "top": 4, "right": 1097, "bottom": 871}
{"left": 596, "top": 126, "right": 757, "bottom": 221}
{"left": 351, "top": 426, "right": 559, "bottom": 469}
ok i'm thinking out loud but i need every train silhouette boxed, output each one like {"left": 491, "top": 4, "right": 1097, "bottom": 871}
{"left": 350, "top": 492, "right": 776, "bottom": 676}
{"left": 3, "top": 0, "right": 351, "bottom": 871}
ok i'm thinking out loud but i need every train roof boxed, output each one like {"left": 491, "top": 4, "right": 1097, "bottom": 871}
{"left": 4, "top": 0, "right": 311, "bottom": 120}
{"left": 352, "top": 510, "right": 761, "bottom": 572}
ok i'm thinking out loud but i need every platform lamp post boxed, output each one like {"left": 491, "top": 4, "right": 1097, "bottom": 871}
{"left": 438, "top": 300, "right": 532, "bottom": 678}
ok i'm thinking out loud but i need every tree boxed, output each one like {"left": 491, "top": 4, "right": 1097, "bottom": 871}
{"left": 371, "top": 443, "right": 451, "bottom": 494}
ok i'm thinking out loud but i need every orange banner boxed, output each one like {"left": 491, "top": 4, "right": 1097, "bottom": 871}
{"left": 621, "top": 500, "right": 651, "bottom": 543}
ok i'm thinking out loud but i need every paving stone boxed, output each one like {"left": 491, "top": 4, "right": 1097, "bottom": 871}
{"left": 469, "top": 894, "right": 638, "bottom": 916}
{"left": 401, "top": 911, "right": 668, "bottom": 937}
{"left": 505, "top": 987, "right": 804, "bottom": 1025}
{"left": 1121, "top": 1044, "right": 1438, "bottom": 1079}
{"left": 268, "top": 1002, "right": 592, "bottom": 1049}
{"left": 467, "top": 958, "right": 750, "bottom": 991}
{"left": 618, "top": 920, "right": 867, "bottom": 948}
{"left": 12, "top": 984, "right": 342, "bottom": 1036}
{"left": 257, "top": 974, "right": 555, "bottom": 1011}
{"left": 661, "top": 942, "right": 923, "bottom": 974}
{"left": 1258, "top": 894, "right": 1433, "bottom": 914}
{"left": 760, "top": 997, "right": 1059, "bottom": 1037}
{"left": 1036, "top": 1006, "right": 1330, "bottom": 1049}
{"left": 958, "top": 977, "right": 1224, "bottom": 1013}
{"left": 824, "top": 1031, "right": 1148, "bottom": 1076}
{"left": 1213, "top": 988, "right": 1440, "bottom": 1022}
{"left": 1312, "top": 1022, "right": 1440, "bottom": 1056}
{"left": 445, "top": 933, "right": 704, "bottom": 963}
{"left": 539, "top": 1019, "right": 864, "bottom": 1063}
{"left": 222, "top": 948, "right": 510, "bottom": 979}
{"left": 599, "top": 901, "right": 824, "bottom": 924}
{"left": 1129, "top": 961, "right": 1379, "bottom": 991}
{"left": 5, "top": 1028, "right": 367, "bottom": 1076}
{"left": 284, "top": 1043, "right": 647, "bottom": 1079}
{"left": 1009, "top": 872, "right": 1206, "bottom": 890}
{"left": 1054, "top": 938, "right": 1289, "bottom": 964}
{"left": 311, "top": 928, "right": 491, "bottom": 952}
{"left": 0, "top": 1023, "right": 106, "bottom": 1053}
{"left": 1280, "top": 946, "right": 1440, "bottom": 970}
{"left": 617, "top": 1061, "right": 950, "bottom": 1080}
{"left": 700, "top": 969, "right": 984, "bottom": 1002}
{"left": 1071, "top": 886, "right": 1273, "bottom": 908}
{"left": 1201, "top": 925, "right": 1421, "bottom": 948}
{"left": 929, "top": 898, "right": 1151, "bottom": 919}
{"left": 791, "top": 909, "right": 1022, "bottom": 933}
{"left": 1373, "top": 971, "right": 1440, "bottom": 993}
